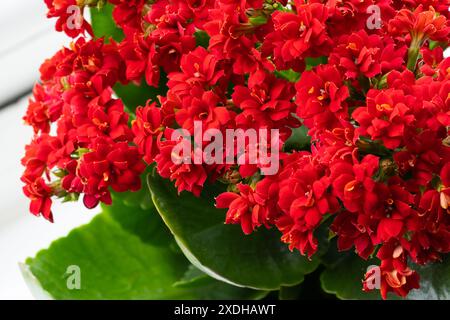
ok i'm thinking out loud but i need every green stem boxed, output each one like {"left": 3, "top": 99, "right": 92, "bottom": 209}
{"left": 406, "top": 36, "right": 423, "bottom": 72}
{"left": 407, "top": 46, "right": 420, "bottom": 72}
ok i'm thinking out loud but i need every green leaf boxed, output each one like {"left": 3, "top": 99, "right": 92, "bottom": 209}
{"left": 147, "top": 174, "right": 320, "bottom": 290}
{"left": 19, "top": 263, "right": 53, "bottom": 300}
{"left": 173, "top": 265, "right": 209, "bottom": 288}
{"left": 24, "top": 210, "right": 267, "bottom": 299}
{"left": 407, "top": 256, "right": 450, "bottom": 300}
{"left": 113, "top": 77, "right": 168, "bottom": 111}
{"left": 90, "top": 3, "right": 124, "bottom": 42}
{"left": 320, "top": 252, "right": 382, "bottom": 300}
{"left": 194, "top": 30, "right": 210, "bottom": 48}
{"left": 278, "top": 285, "right": 302, "bottom": 300}
{"left": 284, "top": 125, "right": 310, "bottom": 152}
{"left": 103, "top": 190, "right": 172, "bottom": 247}
{"left": 170, "top": 265, "right": 269, "bottom": 301}
{"left": 26, "top": 213, "right": 189, "bottom": 299}
{"left": 305, "top": 56, "right": 328, "bottom": 70}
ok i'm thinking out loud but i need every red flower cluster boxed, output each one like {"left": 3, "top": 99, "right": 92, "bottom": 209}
{"left": 22, "top": 38, "right": 144, "bottom": 221}
{"left": 26, "top": 0, "right": 450, "bottom": 299}
{"left": 211, "top": 1, "right": 450, "bottom": 299}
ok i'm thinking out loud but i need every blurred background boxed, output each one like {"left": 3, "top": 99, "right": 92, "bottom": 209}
{"left": 0, "top": 1, "right": 96, "bottom": 299}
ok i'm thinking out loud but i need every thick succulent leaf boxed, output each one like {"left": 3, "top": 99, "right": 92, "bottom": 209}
{"left": 173, "top": 265, "right": 210, "bottom": 288}
{"left": 19, "top": 263, "right": 53, "bottom": 300}
{"left": 103, "top": 189, "right": 172, "bottom": 247}
{"left": 25, "top": 213, "right": 190, "bottom": 299}
{"left": 147, "top": 174, "right": 320, "bottom": 290}
{"left": 320, "top": 252, "right": 382, "bottom": 300}
{"left": 24, "top": 209, "right": 267, "bottom": 300}
{"left": 278, "top": 285, "right": 302, "bottom": 300}
{"left": 407, "top": 256, "right": 450, "bottom": 300}
{"left": 172, "top": 265, "right": 268, "bottom": 299}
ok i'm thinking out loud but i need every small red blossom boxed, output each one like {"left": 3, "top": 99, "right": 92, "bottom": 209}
{"left": 276, "top": 154, "right": 339, "bottom": 257}
{"left": 329, "top": 30, "right": 407, "bottom": 80}
{"left": 22, "top": 177, "right": 54, "bottom": 222}
{"left": 233, "top": 70, "right": 298, "bottom": 137}
{"left": 78, "top": 138, "right": 145, "bottom": 209}
{"left": 295, "top": 65, "right": 350, "bottom": 137}
{"left": 168, "top": 47, "right": 226, "bottom": 90}
{"left": 155, "top": 130, "right": 208, "bottom": 197}
{"left": 175, "top": 90, "right": 233, "bottom": 133}
{"left": 389, "top": 5, "right": 450, "bottom": 43}
{"left": 364, "top": 241, "right": 420, "bottom": 299}
{"left": 331, "top": 155, "right": 380, "bottom": 213}
{"left": 353, "top": 88, "right": 416, "bottom": 149}
{"left": 132, "top": 102, "right": 165, "bottom": 164}
{"left": 263, "top": 3, "right": 332, "bottom": 71}
{"left": 216, "top": 181, "right": 274, "bottom": 235}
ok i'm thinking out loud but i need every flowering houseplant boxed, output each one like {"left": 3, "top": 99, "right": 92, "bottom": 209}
{"left": 20, "top": 0, "right": 450, "bottom": 300}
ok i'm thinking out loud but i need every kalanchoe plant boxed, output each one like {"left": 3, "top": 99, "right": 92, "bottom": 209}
{"left": 20, "top": 0, "right": 449, "bottom": 300}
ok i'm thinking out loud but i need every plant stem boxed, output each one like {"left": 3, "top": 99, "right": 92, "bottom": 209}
{"left": 406, "top": 36, "right": 422, "bottom": 72}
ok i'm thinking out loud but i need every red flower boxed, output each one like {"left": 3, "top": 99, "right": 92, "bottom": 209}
{"left": 203, "top": 5, "right": 262, "bottom": 75}
{"left": 262, "top": 3, "right": 331, "bottom": 71}
{"left": 77, "top": 88, "right": 132, "bottom": 145}
{"left": 329, "top": 30, "right": 406, "bottom": 80}
{"left": 331, "top": 155, "right": 380, "bottom": 213}
{"left": 109, "top": 0, "right": 145, "bottom": 30}
{"left": 155, "top": 130, "right": 208, "bottom": 197}
{"left": 364, "top": 241, "right": 420, "bottom": 299}
{"left": 420, "top": 46, "right": 445, "bottom": 76}
{"left": 295, "top": 65, "right": 349, "bottom": 137}
{"left": 233, "top": 70, "right": 298, "bottom": 136}
{"left": 24, "top": 84, "right": 63, "bottom": 134}
{"left": 119, "top": 33, "right": 161, "bottom": 87}
{"left": 132, "top": 102, "right": 165, "bottom": 164}
{"left": 107, "top": 144, "right": 146, "bottom": 192}
{"left": 168, "top": 47, "right": 226, "bottom": 90}
{"left": 276, "top": 154, "right": 339, "bottom": 257}
{"left": 21, "top": 133, "right": 65, "bottom": 187}
{"left": 353, "top": 88, "right": 416, "bottom": 149}
{"left": 79, "top": 138, "right": 145, "bottom": 208}
{"left": 61, "top": 159, "right": 83, "bottom": 194}
{"left": 44, "top": 0, "right": 93, "bottom": 37}
{"left": 374, "top": 183, "right": 416, "bottom": 243}
{"left": 331, "top": 211, "right": 377, "bottom": 259}
{"left": 175, "top": 90, "right": 233, "bottom": 133}
{"left": 22, "top": 177, "right": 53, "bottom": 222}
{"left": 312, "top": 126, "right": 357, "bottom": 165}
{"left": 389, "top": 5, "right": 450, "bottom": 43}
{"left": 216, "top": 182, "right": 272, "bottom": 235}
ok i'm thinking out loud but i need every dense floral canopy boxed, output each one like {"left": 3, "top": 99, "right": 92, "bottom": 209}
{"left": 21, "top": 0, "right": 449, "bottom": 299}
